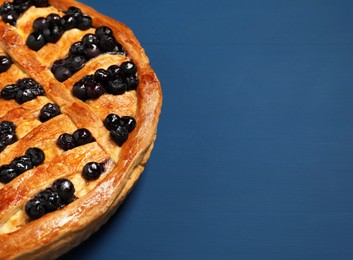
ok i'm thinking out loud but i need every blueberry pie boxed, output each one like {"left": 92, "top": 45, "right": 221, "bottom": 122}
{"left": 0, "top": 0, "right": 162, "bottom": 258}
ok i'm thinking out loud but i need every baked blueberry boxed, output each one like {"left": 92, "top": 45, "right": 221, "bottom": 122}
{"left": 31, "top": 0, "right": 49, "bottom": 7}
{"left": 107, "top": 65, "right": 123, "bottom": 78}
{"left": 57, "top": 133, "right": 75, "bottom": 151}
{"left": 73, "top": 128, "right": 95, "bottom": 146}
{"left": 25, "top": 147, "right": 45, "bottom": 166}
{"left": 11, "top": 155, "right": 33, "bottom": 174}
{"left": 76, "top": 14, "right": 92, "bottom": 30}
{"left": 2, "top": 11, "right": 18, "bottom": 26}
{"left": 25, "top": 199, "right": 45, "bottom": 220}
{"left": 125, "top": 75, "right": 139, "bottom": 90}
{"left": 84, "top": 43, "right": 101, "bottom": 59}
{"left": 120, "top": 61, "right": 137, "bottom": 76}
{"left": 69, "top": 41, "right": 85, "bottom": 56}
{"left": 120, "top": 116, "right": 136, "bottom": 133}
{"left": 104, "top": 114, "right": 121, "bottom": 130}
{"left": 54, "top": 66, "right": 72, "bottom": 82}
{"left": 27, "top": 83, "right": 44, "bottom": 96}
{"left": 106, "top": 78, "right": 127, "bottom": 95}
{"left": 110, "top": 126, "right": 129, "bottom": 146}
{"left": 1, "top": 84, "right": 19, "bottom": 100}
{"left": 26, "top": 31, "right": 46, "bottom": 51}
{"left": 82, "top": 34, "right": 97, "bottom": 46}
{"left": 94, "top": 69, "right": 111, "bottom": 83}
{"left": 46, "top": 13, "right": 62, "bottom": 27}
{"left": 35, "top": 189, "right": 61, "bottom": 211}
{"left": 95, "top": 26, "right": 113, "bottom": 38}
{"left": 98, "top": 35, "right": 117, "bottom": 52}
{"left": 61, "top": 14, "right": 76, "bottom": 30}
{"left": 0, "top": 165, "right": 17, "bottom": 184}
{"left": 0, "top": 120, "right": 16, "bottom": 134}
{"left": 82, "top": 162, "right": 104, "bottom": 180}
{"left": 43, "top": 25, "right": 64, "bottom": 43}
{"left": 15, "top": 89, "right": 36, "bottom": 104}
{"left": 13, "top": 0, "right": 31, "bottom": 13}
{"left": 32, "top": 17, "right": 49, "bottom": 31}
{"left": 0, "top": 56, "right": 12, "bottom": 73}
{"left": 39, "top": 103, "right": 61, "bottom": 122}
{"left": 65, "top": 6, "right": 83, "bottom": 19}
{"left": 0, "top": 2, "right": 14, "bottom": 15}
{"left": 17, "top": 78, "right": 37, "bottom": 90}
{"left": 51, "top": 59, "right": 66, "bottom": 74}
{"left": 72, "top": 81, "right": 88, "bottom": 100}
{"left": 66, "top": 55, "right": 86, "bottom": 72}
{"left": 51, "top": 178, "right": 75, "bottom": 202}
{"left": 85, "top": 81, "right": 105, "bottom": 99}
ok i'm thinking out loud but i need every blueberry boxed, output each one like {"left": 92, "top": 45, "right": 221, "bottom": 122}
{"left": 11, "top": 155, "right": 33, "bottom": 174}
{"left": 0, "top": 120, "right": 16, "bottom": 134}
{"left": 84, "top": 43, "right": 101, "bottom": 59}
{"left": 103, "top": 113, "right": 121, "bottom": 130}
{"left": 25, "top": 147, "right": 45, "bottom": 166}
{"left": 43, "top": 25, "right": 64, "bottom": 43}
{"left": 65, "top": 6, "right": 82, "bottom": 20}
{"left": 32, "top": 17, "right": 48, "bottom": 31}
{"left": 107, "top": 65, "right": 123, "bottom": 78}
{"left": 15, "top": 89, "right": 36, "bottom": 104}
{"left": 26, "top": 31, "right": 46, "bottom": 51}
{"left": 120, "top": 61, "right": 137, "bottom": 76}
{"left": 61, "top": 14, "right": 76, "bottom": 30}
{"left": 17, "top": 78, "right": 37, "bottom": 90}
{"left": 51, "top": 59, "right": 66, "bottom": 74}
{"left": 82, "top": 162, "right": 103, "bottom": 180}
{"left": 81, "top": 74, "right": 95, "bottom": 84}
{"left": 66, "top": 55, "right": 86, "bottom": 72}
{"left": 0, "top": 2, "right": 14, "bottom": 15}
{"left": 0, "top": 165, "right": 17, "bottom": 184}
{"left": 69, "top": 41, "right": 85, "bottom": 56}
{"left": 39, "top": 103, "right": 61, "bottom": 122}
{"left": 76, "top": 14, "right": 92, "bottom": 30}
{"left": 73, "top": 128, "right": 95, "bottom": 146}
{"left": 25, "top": 199, "right": 45, "bottom": 220}
{"left": 72, "top": 81, "right": 87, "bottom": 101}
{"left": 54, "top": 66, "right": 72, "bottom": 82}
{"left": 51, "top": 178, "right": 75, "bottom": 202}
{"left": 46, "top": 13, "right": 62, "bottom": 27}
{"left": 35, "top": 189, "right": 61, "bottom": 211}
{"left": 0, "top": 133, "right": 17, "bottom": 149}
{"left": 120, "top": 116, "right": 136, "bottom": 133}
{"left": 110, "top": 126, "right": 129, "bottom": 146}
{"left": 2, "top": 11, "right": 18, "bottom": 26}
{"left": 106, "top": 78, "right": 127, "bottom": 95}
{"left": 28, "top": 83, "right": 44, "bottom": 96}
{"left": 98, "top": 35, "right": 117, "bottom": 52}
{"left": 1, "top": 84, "right": 19, "bottom": 100}
{"left": 94, "top": 69, "right": 111, "bottom": 84}
{"left": 13, "top": 1, "right": 31, "bottom": 13}
{"left": 57, "top": 133, "right": 75, "bottom": 151}
{"left": 82, "top": 34, "right": 97, "bottom": 46}
{"left": 95, "top": 26, "right": 113, "bottom": 38}
{"left": 125, "top": 75, "right": 139, "bottom": 90}
{"left": 0, "top": 56, "right": 12, "bottom": 73}
{"left": 31, "top": 0, "right": 49, "bottom": 7}
{"left": 86, "top": 81, "right": 105, "bottom": 99}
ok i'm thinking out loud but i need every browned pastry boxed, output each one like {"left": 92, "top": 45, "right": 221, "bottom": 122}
{"left": 0, "top": 0, "right": 162, "bottom": 259}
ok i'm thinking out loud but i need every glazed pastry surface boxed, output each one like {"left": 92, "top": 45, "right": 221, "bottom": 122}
{"left": 0, "top": 0, "right": 161, "bottom": 259}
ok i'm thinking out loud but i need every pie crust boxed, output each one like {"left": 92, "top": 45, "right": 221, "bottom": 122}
{"left": 0, "top": 0, "right": 162, "bottom": 259}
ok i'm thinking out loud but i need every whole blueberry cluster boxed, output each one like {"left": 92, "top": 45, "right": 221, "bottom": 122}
{"left": 25, "top": 178, "right": 76, "bottom": 220}
{"left": 0, "top": 0, "right": 49, "bottom": 26}
{"left": 104, "top": 114, "right": 136, "bottom": 146}
{"left": 57, "top": 128, "right": 95, "bottom": 151}
{"left": 0, "top": 147, "right": 45, "bottom": 184}
{"left": 0, "top": 55, "right": 12, "bottom": 73}
{"left": 39, "top": 103, "right": 61, "bottom": 122}
{"left": 1, "top": 77, "right": 45, "bottom": 104}
{"left": 72, "top": 61, "right": 139, "bottom": 101}
{"left": 26, "top": 7, "right": 93, "bottom": 51}
{"left": 51, "top": 26, "right": 125, "bottom": 82}
{"left": 0, "top": 121, "right": 17, "bottom": 152}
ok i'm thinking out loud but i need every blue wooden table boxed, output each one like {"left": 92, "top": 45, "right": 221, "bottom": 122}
{"left": 61, "top": 1, "right": 353, "bottom": 259}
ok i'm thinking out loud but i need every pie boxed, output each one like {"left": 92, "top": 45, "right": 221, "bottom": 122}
{"left": 0, "top": 0, "right": 162, "bottom": 258}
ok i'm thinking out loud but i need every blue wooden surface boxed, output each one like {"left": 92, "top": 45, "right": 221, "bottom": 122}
{"left": 61, "top": 1, "right": 353, "bottom": 259}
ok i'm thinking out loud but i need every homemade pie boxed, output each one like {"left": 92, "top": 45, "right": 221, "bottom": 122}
{"left": 0, "top": 0, "right": 162, "bottom": 258}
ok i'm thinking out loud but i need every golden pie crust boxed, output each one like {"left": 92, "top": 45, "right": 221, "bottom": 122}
{"left": 0, "top": 0, "right": 162, "bottom": 259}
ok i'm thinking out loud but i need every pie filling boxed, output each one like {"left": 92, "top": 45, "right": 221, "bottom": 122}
{"left": 0, "top": 0, "right": 141, "bottom": 230}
